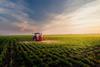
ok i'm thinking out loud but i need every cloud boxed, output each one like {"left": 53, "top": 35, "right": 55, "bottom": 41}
{"left": 13, "top": 21, "right": 37, "bottom": 32}
{"left": 68, "top": 0, "right": 100, "bottom": 34}
{"left": 0, "top": 8, "right": 6, "bottom": 12}
{"left": 0, "top": 0, "right": 98, "bottom": 35}
{"left": 42, "top": 0, "right": 100, "bottom": 34}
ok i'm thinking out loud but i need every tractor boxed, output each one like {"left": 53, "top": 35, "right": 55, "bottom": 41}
{"left": 32, "top": 33, "right": 43, "bottom": 41}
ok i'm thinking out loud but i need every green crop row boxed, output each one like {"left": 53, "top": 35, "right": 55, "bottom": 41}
{"left": 0, "top": 35, "right": 100, "bottom": 67}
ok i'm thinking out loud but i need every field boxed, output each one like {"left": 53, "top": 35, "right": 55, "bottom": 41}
{"left": 0, "top": 34, "right": 100, "bottom": 67}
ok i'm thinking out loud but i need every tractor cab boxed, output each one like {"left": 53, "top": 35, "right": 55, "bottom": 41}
{"left": 32, "top": 33, "right": 43, "bottom": 41}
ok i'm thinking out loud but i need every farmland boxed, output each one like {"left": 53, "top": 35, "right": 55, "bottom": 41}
{"left": 0, "top": 34, "right": 100, "bottom": 67}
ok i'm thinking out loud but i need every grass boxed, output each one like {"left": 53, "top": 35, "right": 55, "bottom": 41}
{"left": 0, "top": 34, "right": 100, "bottom": 67}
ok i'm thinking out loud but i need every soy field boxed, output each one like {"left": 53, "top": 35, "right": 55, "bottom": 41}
{"left": 0, "top": 34, "right": 100, "bottom": 67}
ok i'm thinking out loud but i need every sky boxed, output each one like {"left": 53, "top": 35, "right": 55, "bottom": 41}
{"left": 0, "top": 0, "right": 100, "bottom": 35}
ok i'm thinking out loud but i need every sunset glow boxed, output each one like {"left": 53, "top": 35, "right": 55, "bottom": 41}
{"left": 0, "top": 0, "right": 100, "bottom": 35}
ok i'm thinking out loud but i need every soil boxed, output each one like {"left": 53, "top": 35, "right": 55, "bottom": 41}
{"left": 19, "top": 40, "right": 63, "bottom": 44}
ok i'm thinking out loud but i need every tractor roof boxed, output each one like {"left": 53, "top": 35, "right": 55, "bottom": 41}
{"left": 34, "top": 33, "right": 41, "bottom": 34}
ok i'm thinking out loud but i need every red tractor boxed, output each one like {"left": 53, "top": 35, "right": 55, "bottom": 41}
{"left": 32, "top": 33, "right": 43, "bottom": 41}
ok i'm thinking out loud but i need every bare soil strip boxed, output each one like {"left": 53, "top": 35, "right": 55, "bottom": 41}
{"left": 19, "top": 40, "right": 64, "bottom": 44}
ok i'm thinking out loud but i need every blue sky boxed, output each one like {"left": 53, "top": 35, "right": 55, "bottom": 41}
{"left": 1, "top": 0, "right": 100, "bottom": 35}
